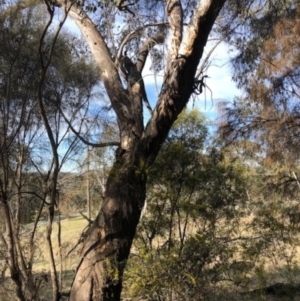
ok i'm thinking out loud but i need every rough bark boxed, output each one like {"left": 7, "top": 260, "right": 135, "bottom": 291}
{"left": 69, "top": 155, "right": 146, "bottom": 300}
{"left": 52, "top": 0, "right": 227, "bottom": 300}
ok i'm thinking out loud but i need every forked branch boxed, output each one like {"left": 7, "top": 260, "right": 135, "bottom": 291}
{"left": 115, "top": 22, "right": 168, "bottom": 66}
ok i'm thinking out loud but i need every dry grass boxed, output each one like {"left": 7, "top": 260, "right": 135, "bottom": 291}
{"left": 4, "top": 212, "right": 300, "bottom": 300}
{"left": 31, "top": 214, "right": 89, "bottom": 273}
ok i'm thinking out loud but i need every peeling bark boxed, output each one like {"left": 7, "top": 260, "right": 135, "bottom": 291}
{"left": 166, "top": 0, "right": 183, "bottom": 59}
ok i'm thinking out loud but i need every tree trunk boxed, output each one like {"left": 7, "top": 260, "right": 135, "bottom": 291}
{"left": 1, "top": 196, "right": 26, "bottom": 301}
{"left": 69, "top": 150, "right": 146, "bottom": 300}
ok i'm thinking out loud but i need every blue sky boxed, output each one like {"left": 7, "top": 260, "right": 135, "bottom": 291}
{"left": 193, "top": 42, "right": 241, "bottom": 122}
{"left": 63, "top": 16, "right": 241, "bottom": 124}
{"left": 142, "top": 41, "right": 241, "bottom": 124}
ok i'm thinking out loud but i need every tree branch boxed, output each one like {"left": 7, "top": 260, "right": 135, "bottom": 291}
{"left": 179, "top": 0, "right": 226, "bottom": 58}
{"left": 196, "top": 38, "right": 223, "bottom": 78}
{"left": 61, "top": 3, "right": 133, "bottom": 126}
{"left": 166, "top": 0, "right": 183, "bottom": 60}
{"left": 59, "top": 108, "right": 120, "bottom": 148}
{"left": 115, "top": 22, "right": 168, "bottom": 67}
{"left": 142, "top": 0, "right": 226, "bottom": 162}
{"left": 136, "top": 33, "right": 165, "bottom": 73}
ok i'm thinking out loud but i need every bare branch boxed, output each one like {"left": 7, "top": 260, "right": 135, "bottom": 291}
{"left": 196, "top": 38, "right": 223, "bottom": 78}
{"left": 115, "top": 22, "right": 168, "bottom": 66}
{"left": 11, "top": 191, "right": 48, "bottom": 204}
{"left": 115, "top": 0, "right": 135, "bottom": 16}
{"left": 79, "top": 211, "right": 93, "bottom": 224}
{"left": 166, "top": 0, "right": 183, "bottom": 60}
{"left": 38, "top": 1, "right": 71, "bottom": 163}
{"left": 136, "top": 33, "right": 165, "bottom": 73}
{"left": 59, "top": 108, "right": 119, "bottom": 148}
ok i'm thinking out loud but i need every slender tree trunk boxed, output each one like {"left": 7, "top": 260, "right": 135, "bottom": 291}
{"left": 46, "top": 202, "right": 59, "bottom": 301}
{"left": 1, "top": 196, "right": 26, "bottom": 301}
{"left": 86, "top": 147, "right": 91, "bottom": 220}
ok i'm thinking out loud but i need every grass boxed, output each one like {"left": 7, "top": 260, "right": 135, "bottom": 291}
{"left": 32, "top": 214, "right": 89, "bottom": 273}
{"left": 4, "top": 212, "right": 300, "bottom": 300}
{"left": 0, "top": 215, "right": 89, "bottom": 300}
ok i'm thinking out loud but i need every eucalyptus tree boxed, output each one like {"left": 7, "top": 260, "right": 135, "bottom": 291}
{"left": 34, "top": 0, "right": 288, "bottom": 299}
{"left": 0, "top": 7, "right": 47, "bottom": 300}
{"left": 37, "top": 0, "right": 231, "bottom": 300}
{"left": 214, "top": 2, "right": 300, "bottom": 294}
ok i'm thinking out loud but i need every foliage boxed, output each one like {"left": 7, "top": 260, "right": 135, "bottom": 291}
{"left": 125, "top": 110, "right": 252, "bottom": 300}
{"left": 125, "top": 108, "right": 300, "bottom": 301}
{"left": 219, "top": 1, "right": 300, "bottom": 168}
{"left": 217, "top": 1, "right": 300, "bottom": 251}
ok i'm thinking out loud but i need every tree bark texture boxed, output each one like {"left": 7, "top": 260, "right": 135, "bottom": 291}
{"left": 55, "top": 0, "right": 228, "bottom": 300}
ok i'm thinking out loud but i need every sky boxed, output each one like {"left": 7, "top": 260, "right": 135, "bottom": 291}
{"left": 142, "top": 41, "right": 241, "bottom": 124}
{"left": 191, "top": 43, "right": 241, "bottom": 123}
{"left": 62, "top": 15, "right": 241, "bottom": 125}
